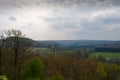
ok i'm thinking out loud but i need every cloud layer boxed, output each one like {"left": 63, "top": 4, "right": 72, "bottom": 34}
{"left": 0, "top": 0, "right": 120, "bottom": 40}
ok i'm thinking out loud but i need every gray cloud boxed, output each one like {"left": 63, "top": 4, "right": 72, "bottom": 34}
{"left": 8, "top": 16, "right": 17, "bottom": 21}
{"left": 52, "top": 22, "right": 80, "bottom": 30}
{"left": 96, "top": 15, "right": 120, "bottom": 24}
{"left": 0, "top": 0, "right": 120, "bottom": 15}
{"left": 0, "top": 0, "right": 120, "bottom": 40}
{"left": 0, "top": 0, "right": 120, "bottom": 8}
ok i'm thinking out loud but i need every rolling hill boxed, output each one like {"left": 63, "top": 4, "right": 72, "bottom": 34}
{"left": 33, "top": 40, "right": 120, "bottom": 48}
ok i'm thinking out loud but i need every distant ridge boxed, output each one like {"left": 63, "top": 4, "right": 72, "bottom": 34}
{"left": 32, "top": 40, "right": 120, "bottom": 49}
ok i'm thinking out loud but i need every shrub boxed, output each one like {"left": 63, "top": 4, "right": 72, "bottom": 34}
{"left": 20, "top": 57, "right": 44, "bottom": 80}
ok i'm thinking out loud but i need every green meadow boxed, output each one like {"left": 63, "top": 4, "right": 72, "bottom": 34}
{"left": 89, "top": 52, "right": 120, "bottom": 58}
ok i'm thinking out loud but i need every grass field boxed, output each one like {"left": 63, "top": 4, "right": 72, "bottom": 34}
{"left": 89, "top": 52, "right": 120, "bottom": 58}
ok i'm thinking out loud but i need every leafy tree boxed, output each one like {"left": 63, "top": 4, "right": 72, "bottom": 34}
{"left": 74, "top": 48, "right": 87, "bottom": 58}
{"left": 20, "top": 57, "right": 44, "bottom": 80}
{"left": 104, "top": 63, "right": 120, "bottom": 80}
{"left": 96, "top": 62, "right": 107, "bottom": 80}
{"left": 97, "top": 55, "right": 106, "bottom": 62}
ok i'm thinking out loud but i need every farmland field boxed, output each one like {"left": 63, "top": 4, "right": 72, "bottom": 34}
{"left": 89, "top": 52, "right": 120, "bottom": 58}
{"left": 33, "top": 48, "right": 75, "bottom": 54}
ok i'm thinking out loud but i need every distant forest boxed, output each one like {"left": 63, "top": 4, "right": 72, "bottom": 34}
{"left": 32, "top": 40, "right": 120, "bottom": 52}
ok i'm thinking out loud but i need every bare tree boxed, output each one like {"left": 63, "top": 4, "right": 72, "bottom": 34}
{"left": 0, "top": 32, "right": 6, "bottom": 74}
{"left": 5, "top": 29, "right": 32, "bottom": 80}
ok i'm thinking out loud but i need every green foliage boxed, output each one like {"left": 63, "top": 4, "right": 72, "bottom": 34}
{"left": 97, "top": 55, "right": 106, "bottom": 62}
{"left": 104, "top": 63, "right": 120, "bottom": 80}
{"left": 20, "top": 57, "right": 44, "bottom": 80}
{"left": 74, "top": 48, "right": 86, "bottom": 58}
{"left": 96, "top": 62, "right": 107, "bottom": 80}
{"left": 46, "top": 74, "right": 64, "bottom": 80}
{"left": 0, "top": 75, "right": 8, "bottom": 80}
{"left": 74, "top": 48, "right": 93, "bottom": 58}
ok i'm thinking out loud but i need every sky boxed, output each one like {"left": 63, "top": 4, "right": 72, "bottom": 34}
{"left": 0, "top": 0, "right": 120, "bottom": 40}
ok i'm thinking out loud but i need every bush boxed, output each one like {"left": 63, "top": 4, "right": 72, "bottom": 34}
{"left": 20, "top": 57, "right": 44, "bottom": 80}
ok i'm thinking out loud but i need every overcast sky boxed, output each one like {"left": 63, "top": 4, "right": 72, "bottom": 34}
{"left": 0, "top": 0, "right": 120, "bottom": 40}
